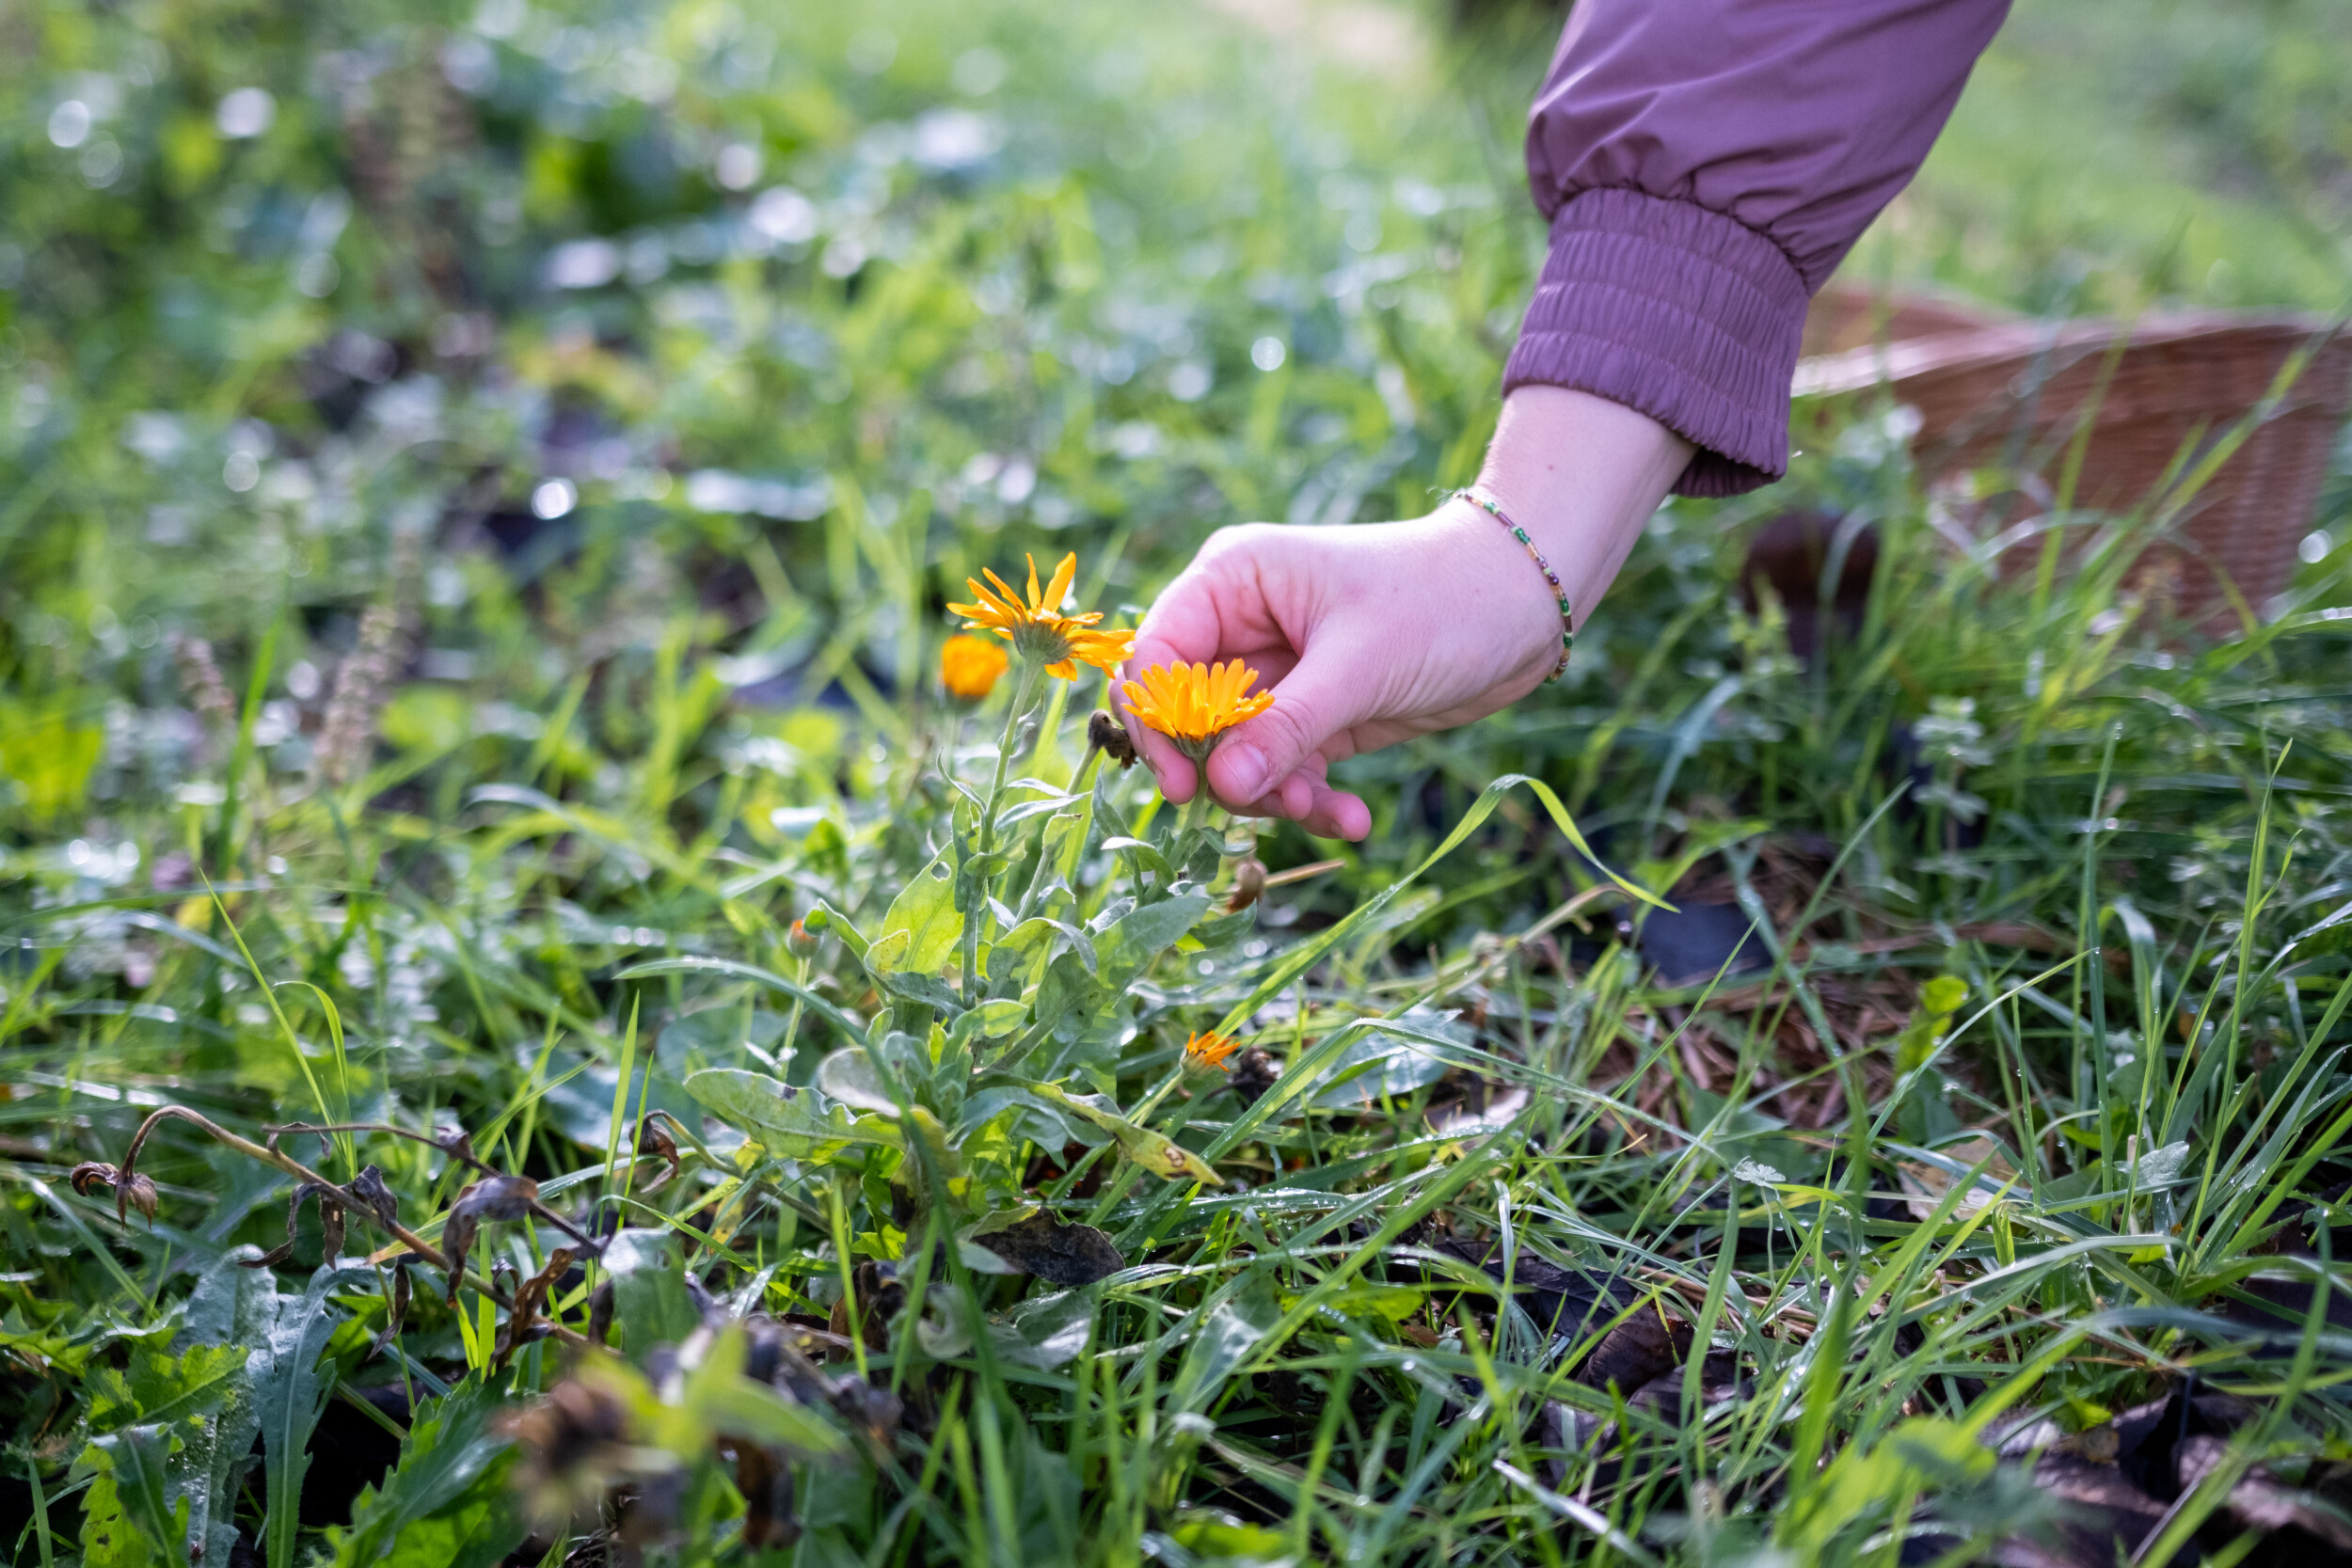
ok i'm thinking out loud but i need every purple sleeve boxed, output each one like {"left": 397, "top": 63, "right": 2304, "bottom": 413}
{"left": 1503, "top": 0, "right": 2011, "bottom": 496}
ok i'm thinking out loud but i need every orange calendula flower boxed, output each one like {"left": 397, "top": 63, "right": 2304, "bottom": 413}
{"left": 946, "top": 551, "right": 1135, "bottom": 680}
{"left": 1183, "top": 1031, "right": 1240, "bottom": 1072}
{"left": 940, "top": 634, "right": 1010, "bottom": 701}
{"left": 1120, "top": 660, "right": 1274, "bottom": 763}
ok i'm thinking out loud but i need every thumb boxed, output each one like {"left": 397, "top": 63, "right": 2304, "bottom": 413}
{"left": 1204, "top": 646, "right": 1362, "bottom": 810}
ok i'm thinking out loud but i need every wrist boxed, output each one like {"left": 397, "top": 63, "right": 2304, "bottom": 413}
{"left": 1426, "top": 497, "right": 1575, "bottom": 694}
{"left": 1444, "top": 489, "right": 1575, "bottom": 683}
{"left": 1470, "top": 385, "right": 1696, "bottom": 632}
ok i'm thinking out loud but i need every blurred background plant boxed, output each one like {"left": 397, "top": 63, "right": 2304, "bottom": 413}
{"left": 4, "top": 0, "right": 2351, "bottom": 1564}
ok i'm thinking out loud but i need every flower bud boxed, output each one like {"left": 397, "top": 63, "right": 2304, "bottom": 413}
{"left": 785, "top": 918, "right": 820, "bottom": 958}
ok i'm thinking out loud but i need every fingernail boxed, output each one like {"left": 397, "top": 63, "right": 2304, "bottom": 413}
{"left": 1219, "top": 743, "right": 1268, "bottom": 803}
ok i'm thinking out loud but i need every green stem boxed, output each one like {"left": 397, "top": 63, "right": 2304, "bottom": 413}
{"left": 1178, "top": 784, "right": 1212, "bottom": 839}
{"left": 963, "top": 661, "right": 1045, "bottom": 1003}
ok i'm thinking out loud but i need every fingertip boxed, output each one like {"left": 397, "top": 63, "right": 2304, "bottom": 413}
{"left": 1277, "top": 773, "right": 1314, "bottom": 819}
{"left": 1149, "top": 754, "right": 1197, "bottom": 805}
{"left": 1303, "top": 789, "right": 1371, "bottom": 842}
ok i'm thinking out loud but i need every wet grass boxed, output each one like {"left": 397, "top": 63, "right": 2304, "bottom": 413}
{"left": 3, "top": 1, "right": 2351, "bottom": 1565}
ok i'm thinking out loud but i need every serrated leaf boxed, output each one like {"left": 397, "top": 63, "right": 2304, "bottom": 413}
{"left": 176, "top": 1248, "right": 275, "bottom": 1567}
{"left": 324, "top": 1381, "right": 515, "bottom": 1568}
{"left": 76, "top": 1335, "right": 246, "bottom": 1566}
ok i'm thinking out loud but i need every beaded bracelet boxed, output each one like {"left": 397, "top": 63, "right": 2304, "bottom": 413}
{"left": 1452, "top": 488, "right": 1574, "bottom": 681}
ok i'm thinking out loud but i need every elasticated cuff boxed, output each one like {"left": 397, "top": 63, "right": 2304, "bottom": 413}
{"left": 1502, "top": 188, "right": 1810, "bottom": 498}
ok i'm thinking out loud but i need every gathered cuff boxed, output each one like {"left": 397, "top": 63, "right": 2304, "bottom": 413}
{"left": 1502, "top": 188, "right": 1810, "bottom": 498}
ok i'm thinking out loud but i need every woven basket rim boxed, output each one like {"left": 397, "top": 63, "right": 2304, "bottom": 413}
{"left": 1795, "top": 309, "right": 2349, "bottom": 401}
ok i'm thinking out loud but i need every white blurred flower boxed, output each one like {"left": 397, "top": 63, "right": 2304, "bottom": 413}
{"left": 531, "top": 478, "right": 578, "bottom": 519}
{"left": 216, "top": 87, "right": 276, "bottom": 139}
{"left": 47, "top": 100, "right": 90, "bottom": 149}
{"left": 544, "top": 238, "right": 620, "bottom": 290}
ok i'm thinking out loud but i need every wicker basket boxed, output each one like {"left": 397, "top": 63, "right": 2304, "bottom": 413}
{"left": 1795, "top": 286, "right": 2352, "bottom": 632}
{"left": 1798, "top": 281, "right": 2016, "bottom": 358}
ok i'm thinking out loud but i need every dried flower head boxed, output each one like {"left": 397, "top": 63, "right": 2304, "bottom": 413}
{"left": 499, "top": 1376, "right": 639, "bottom": 1530}
{"left": 70, "top": 1161, "right": 159, "bottom": 1227}
{"left": 1120, "top": 660, "right": 1274, "bottom": 763}
{"left": 939, "top": 634, "right": 1010, "bottom": 701}
{"left": 946, "top": 552, "right": 1134, "bottom": 679}
{"left": 1227, "top": 1047, "right": 1280, "bottom": 1107}
{"left": 1087, "top": 709, "right": 1138, "bottom": 769}
{"left": 1183, "top": 1031, "right": 1240, "bottom": 1073}
{"left": 1224, "top": 857, "right": 1267, "bottom": 914}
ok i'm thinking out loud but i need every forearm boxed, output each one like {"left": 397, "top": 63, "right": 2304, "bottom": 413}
{"left": 1469, "top": 385, "right": 1693, "bottom": 639}
{"left": 1512, "top": 0, "right": 2011, "bottom": 495}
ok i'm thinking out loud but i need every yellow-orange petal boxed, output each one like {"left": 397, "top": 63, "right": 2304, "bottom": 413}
{"left": 1183, "top": 1031, "right": 1240, "bottom": 1071}
{"left": 1120, "top": 659, "right": 1270, "bottom": 751}
{"left": 1041, "top": 552, "right": 1077, "bottom": 612}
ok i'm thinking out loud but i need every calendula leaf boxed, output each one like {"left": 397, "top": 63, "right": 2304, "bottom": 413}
{"left": 603, "top": 1227, "right": 703, "bottom": 1355}
{"left": 815, "top": 1048, "right": 899, "bottom": 1114}
{"left": 1011, "top": 1079, "right": 1220, "bottom": 1185}
{"left": 254, "top": 1264, "right": 373, "bottom": 1568}
{"left": 1092, "top": 893, "right": 1211, "bottom": 990}
{"left": 684, "top": 1068, "right": 905, "bottom": 1154}
{"left": 82, "top": 1424, "right": 188, "bottom": 1568}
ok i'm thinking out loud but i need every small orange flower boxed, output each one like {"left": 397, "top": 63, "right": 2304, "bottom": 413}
{"left": 940, "top": 634, "right": 1010, "bottom": 701}
{"left": 1120, "top": 660, "right": 1274, "bottom": 762}
{"left": 946, "top": 551, "right": 1135, "bottom": 680}
{"left": 1183, "top": 1031, "right": 1240, "bottom": 1072}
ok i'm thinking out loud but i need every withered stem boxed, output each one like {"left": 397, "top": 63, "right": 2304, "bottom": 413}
{"left": 120, "top": 1105, "right": 590, "bottom": 1347}
{"left": 264, "top": 1120, "right": 604, "bottom": 1257}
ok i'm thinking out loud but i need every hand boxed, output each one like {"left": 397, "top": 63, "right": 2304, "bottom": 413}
{"left": 1120, "top": 387, "right": 1693, "bottom": 839}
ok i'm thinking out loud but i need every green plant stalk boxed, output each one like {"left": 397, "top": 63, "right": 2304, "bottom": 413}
{"left": 962, "top": 659, "right": 1045, "bottom": 1004}
{"left": 1177, "top": 783, "right": 1212, "bottom": 839}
